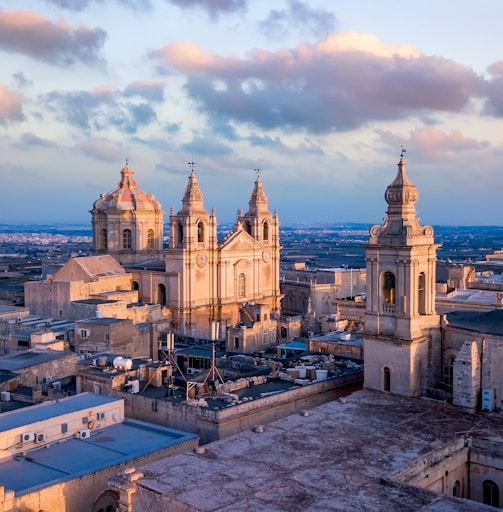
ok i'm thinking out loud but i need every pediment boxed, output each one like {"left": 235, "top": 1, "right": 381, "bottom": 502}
{"left": 219, "top": 230, "right": 263, "bottom": 253}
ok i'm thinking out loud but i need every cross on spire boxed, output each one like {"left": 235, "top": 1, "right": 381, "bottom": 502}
{"left": 400, "top": 145, "right": 407, "bottom": 158}
{"left": 188, "top": 160, "right": 197, "bottom": 172}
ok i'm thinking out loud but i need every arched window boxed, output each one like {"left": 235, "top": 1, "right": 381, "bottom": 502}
{"left": 177, "top": 222, "right": 184, "bottom": 247}
{"left": 483, "top": 480, "right": 499, "bottom": 507}
{"left": 383, "top": 367, "right": 391, "bottom": 392}
{"left": 132, "top": 281, "right": 139, "bottom": 291}
{"left": 383, "top": 271, "right": 396, "bottom": 304}
{"left": 158, "top": 284, "right": 166, "bottom": 306}
{"left": 147, "top": 229, "right": 154, "bottom": 249}
{"left": 197, "top": 221, "right": 204, "bottom": 243}
{"left": 99, "top": 229, "right": 107, "bottom": 250}
{"left": 244, "top": 221, "right": 252, "bottom": 235}
{"left": 122, "top": 229, "right": 132, "bottom": 250}
{"left": 453, "top": 480, "right": 461, "bottom": 497}
{"left": 263, "top": 221, "right": 269, "bottom": 241}
{"left": 238, "top": 273, "right": 246, "bottom": 298}
{"left": 418, "top": 272, "right": 426, "bottom": 315}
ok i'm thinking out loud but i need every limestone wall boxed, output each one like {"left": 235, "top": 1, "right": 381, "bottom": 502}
{"left": 103, "top": 374, "right": 362, "bottom": 444}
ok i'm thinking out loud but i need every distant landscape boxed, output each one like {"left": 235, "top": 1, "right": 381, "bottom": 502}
{"left": 1, "top": 223, "right": 503, "bottom": 271}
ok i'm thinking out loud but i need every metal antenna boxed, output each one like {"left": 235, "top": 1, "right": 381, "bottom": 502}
{"left": 400, "top": 145, "right": 407, "bottom": 158}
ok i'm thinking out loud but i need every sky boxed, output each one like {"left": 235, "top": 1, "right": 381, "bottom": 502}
{"left": 0, "top": 1, "right": 502, "bottom": 227}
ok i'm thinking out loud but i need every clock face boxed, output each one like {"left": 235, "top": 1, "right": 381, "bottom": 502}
{"left": 196, "top": 253, "right": 208, "bottom": 267}
{"left": 262, "top": 250, "right": 271, "bottom": 262}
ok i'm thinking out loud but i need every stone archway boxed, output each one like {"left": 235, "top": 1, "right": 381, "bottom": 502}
{"left": 91, "top": 489, "right": 119, "bottom": 512}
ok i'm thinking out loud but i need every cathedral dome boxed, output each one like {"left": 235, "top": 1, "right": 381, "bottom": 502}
{"left": 93, "top": 162, "right": 162, "bottom": 212}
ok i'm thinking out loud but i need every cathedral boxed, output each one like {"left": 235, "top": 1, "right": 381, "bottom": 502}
{"left": 90, "top": 162, "right": 282, "bottom": 353}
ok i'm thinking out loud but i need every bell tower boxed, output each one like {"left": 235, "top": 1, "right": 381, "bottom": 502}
{"left": 237, "top": 172, "right": 281, "bottom": 311}
{"left": 363, "top": 152, "right": 441, "bottom": 396}
{"left": 165, "top": 164, "right": 218, "bottom": 335}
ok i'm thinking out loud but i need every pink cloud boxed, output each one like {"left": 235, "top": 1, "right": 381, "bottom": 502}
{"left": 0, "top": 9, "right": 106, "bottom": 66}
{"left": 0, "top": 84, "right": 23, "bottom": 123}
{"left": 377, "top": 127, "right": 490, "bottom": 162}
{"left": 150, "top": 32, "right": 484, "bottom": 133}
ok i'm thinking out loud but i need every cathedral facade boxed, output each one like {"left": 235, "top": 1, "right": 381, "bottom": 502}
{"left": 91, "top": 163, "right": 282, "bottom": 353}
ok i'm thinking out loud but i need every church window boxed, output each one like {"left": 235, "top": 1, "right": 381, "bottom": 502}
{"left": 177, "top": 222, "right": 184, "bottom": 246}
{"left": 383, "top": 366, "right": 391, "bottom": 392}
{"left": 323, "top": 299, "right": 330, "bottom": 314}
{"left": 132, "top": 281, "right": 139, "bottom": 291}
{"left": 197, "top": 222, "right": 204, "bottom": 243}
{"left": 383, "top": 272, "right": 395, "bottom": 304}
{"left": 483, "top": 480, "right": 499, "bottom": 507}
{"left": 263, "top": 222, "right": 269, "bottom": 241}
{"left": 122, "top": 229, "right": 132, "bottom": 250}
{"left": 244, "top": 221, "right": 252, "bottom": 235}
{"left": 158, "top": 284, "right": 166, "bottom": 306}
{"left": 100, "top": 229, "right": 108, "bottom": 250}
{"left": 238, "top": 273, "right": 246, "bottom": 298}
{"left": 453, "top": 480, "right": 461, "bottom": 497}
{"left": 418, "top": 272, "right": 426, "bottom": 315}
{"left": 147, "top": 229, "right": 154, "bottom": 249}
{"left": 234, "top": 337, "right": 240, "bottom": 349}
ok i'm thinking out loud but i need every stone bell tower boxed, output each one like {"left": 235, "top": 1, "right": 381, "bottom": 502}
{"left": 363, "top": 152, "right": 441, "bottom": 396}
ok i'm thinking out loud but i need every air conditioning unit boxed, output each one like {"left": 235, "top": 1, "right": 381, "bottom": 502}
{"left": 52, "top": 381, "right": 62, "bottom": 390}
{"left": 35, "top": 432, "right": 47, "bottom": 443}
{"left": 1, "top": 391, "right": 11, "bottom": 401}
{"left": 22, "top": 432, "right": 35, "bottom": 443}
{"left": 44, "top": 376, "right": 53, "bottom": 383}
{"left": 78, "top": 429, "right": 91, "bottom": 439}
{"left": 97, "top": 412, "right": 105, "bottom": 420}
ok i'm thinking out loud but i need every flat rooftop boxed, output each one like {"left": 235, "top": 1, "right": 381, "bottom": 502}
{"left": 136, "top": 390, "right": 503, "bottom": 511}
{"left": 0, "top": 349, "right": 74, "bottom": 372}
{"left": 0, "top": 418, "right": 197, "bottom": 496}
{"left": 445, "top": 309, "right": 503, "bottom": 336}
{"left": 76, "top": 317, "right": 129, "bottom": 325}
{"left": 0, "top": 393, "right": 117, "bottom": 432}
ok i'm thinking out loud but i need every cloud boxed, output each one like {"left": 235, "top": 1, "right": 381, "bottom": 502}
{"left": 150, "top": 32, "right": 483, "bottom": 134}
{"left": 259, "top": 1, "right": 336, "bottom": 39}
{"left": 0, "top": 10, "right": 106, "bottom": 66}
{"left": 42, "top": 86, "right": 159, "bottom": 133}
{"left": 168, "top": 0, "right": 247, "bottom": 19}
{"left": 376, "top": 126, "right": 490, "bottom": 162}
{"left": 0, "top": 84, "right": 23, "bottom": 124}
{"left": 40, "top": 0, "right": 152, "bottom": 11}
{"left": 484, "top": 61, "right": 503, "bottom": 117}
{"left": 123, "top": 80, "right": 165, "bottom": 102}
{"left": 181, "top": 135, "right": 233, "bottom": 157}
{"left": 77, "top": 139, "right": 123, "bottom": 162}
{"left": 19, "top": 132, "right": 57, "bottom": 148}
{"left": 12, "top": 72, "right": 33, "bottom": 89}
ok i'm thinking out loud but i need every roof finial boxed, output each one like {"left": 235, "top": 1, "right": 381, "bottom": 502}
{"left": 400, "top": 145, "right": 407, "bottom": 159}
{"left": 254, "top": 161, "right": 262, "bottom": 178}
{"left": 188, "top": 160, "right": 197, "bottom": 173}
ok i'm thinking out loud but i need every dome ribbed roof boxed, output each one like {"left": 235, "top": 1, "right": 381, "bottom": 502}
{"left": 93, "top": 163, "right": 162, "bottom": 212}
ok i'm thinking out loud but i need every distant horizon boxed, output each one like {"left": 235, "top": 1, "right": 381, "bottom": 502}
{"left": 2, "top": 221, "right": 503, "bottom": 230}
